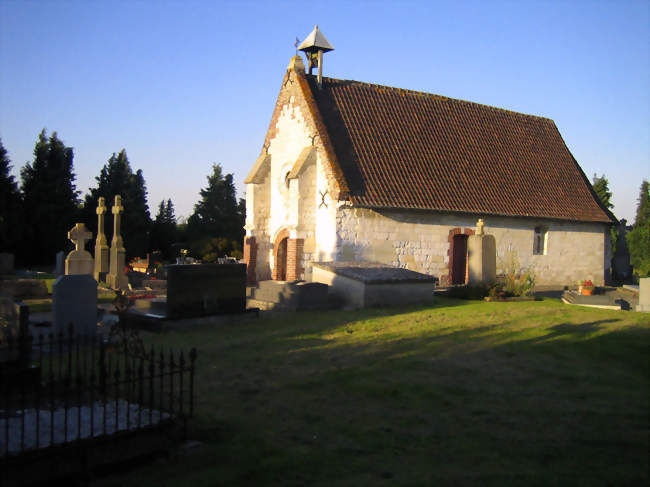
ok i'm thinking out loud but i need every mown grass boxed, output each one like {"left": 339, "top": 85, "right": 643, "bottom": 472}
{"left": 93, "top": 298, "right": 649, "bottom": 486}
{"left": 24, "top": 291, "right": 117, "bottom": 313}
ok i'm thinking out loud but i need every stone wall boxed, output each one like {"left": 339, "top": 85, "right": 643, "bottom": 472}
{"left": 297, "top": 156, "right": 317, "bottom": 280}
{"left": 245, "top": 57, "right": 349, "bottom": 283}
{"left": 333, "top": 206, "right": 609, "bottom": 286}
{"left": 313, "top": 155, "right": 338, "bottom": 266}
{"left": 247, "top": 175, "right": 272, "bottom": 281}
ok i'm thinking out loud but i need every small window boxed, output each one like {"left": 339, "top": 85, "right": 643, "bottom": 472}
{"left": 533, "top": 226, "right": 548, "bottom": 255}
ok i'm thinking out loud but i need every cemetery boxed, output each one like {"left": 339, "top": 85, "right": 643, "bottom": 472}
{"left": 0, "top": 198, "right": 647, "bottom": 484}
{"left": 0, "top": 196, "right": 201, "bottom": 484}
{"left": 0, "top": 17, "right": 647, "bottom": 486}
{"left": 0, "top": 146, "right": 647, "bottom": 487}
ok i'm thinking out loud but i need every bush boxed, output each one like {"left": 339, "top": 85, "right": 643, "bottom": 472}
{"left": 192, "top": 237, "right": 243, "bottom": 263}
{"left": 493, "top": 250, "right": 536, "bottom": 297}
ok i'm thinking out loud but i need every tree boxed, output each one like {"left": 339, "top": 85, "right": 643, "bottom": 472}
{"left": 592, "top": 173, "right": 618, "bottom": 255}
{"left": 0, "top": 139, "right": 22, "bottom": 254}
{"left": 186, "top": 163, "right": 244, "bottom": 259}
{"left": 633, "top": 180, "right": 650, "bottom": 227}
{"left": 149, "top": 198, "right": 177, "bottom": 260}
{"left": 81, "top": 150, "right": 152, "bottom": 260}
{"left": 20, "top": 130, "right": 80, "bottom": 265}
{"left": 626, "top": 180, "right": 650, "bottom": 277}
{"left": 592, "top": 174, "right": 613, "bottom": 210}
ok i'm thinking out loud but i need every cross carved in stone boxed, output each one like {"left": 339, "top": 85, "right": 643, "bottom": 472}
{"left": 68, "top": 223, "right": 92, "bottom": 252}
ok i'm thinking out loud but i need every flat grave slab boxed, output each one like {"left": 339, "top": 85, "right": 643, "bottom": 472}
{"left": 312, "top": 261, "right": 435, "bottom": 309}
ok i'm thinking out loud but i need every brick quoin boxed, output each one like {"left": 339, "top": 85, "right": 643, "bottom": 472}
{"left": 243, "top": 236, "right": 257, "bottom": 285}
{"left": 286, "top": 238, "right": 304, "bottom": 281}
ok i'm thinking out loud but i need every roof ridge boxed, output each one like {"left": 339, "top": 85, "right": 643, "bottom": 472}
{"left": 319, "top": 76, "right": 555, "bottom": 123}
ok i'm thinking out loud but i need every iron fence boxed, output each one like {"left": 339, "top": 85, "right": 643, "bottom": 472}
{"left": 0, "top": 323, "right": 197, "bottom": 459}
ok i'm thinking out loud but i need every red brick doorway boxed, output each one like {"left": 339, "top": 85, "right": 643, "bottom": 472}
{"left": 451, "top": 234, "right": 468, "bottom": 284}
{"left": 272, "top": 228, "right": 290, "bottom": 281}
{"left": 276, "top": 237, "right": 288, "bottom": 281}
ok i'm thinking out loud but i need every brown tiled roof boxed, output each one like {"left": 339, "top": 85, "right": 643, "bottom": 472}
{"left": 305, "top": 77, "right": 614, "bottom": 223}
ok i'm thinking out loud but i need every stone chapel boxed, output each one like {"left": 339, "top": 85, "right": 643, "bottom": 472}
{"left": 243, "top": 26, "right": 615, "bottom": 287}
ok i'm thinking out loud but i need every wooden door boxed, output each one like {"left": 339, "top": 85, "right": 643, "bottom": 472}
{"left": 276, "top": 237, "right": 288, "bottom": 281}
{"left": 452, "top": 235, "right": 468, "bottom": 285}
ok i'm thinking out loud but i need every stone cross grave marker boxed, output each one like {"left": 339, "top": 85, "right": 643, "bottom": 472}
{"left": 94, "top": 197, "right": 110, "bottom": 282}
{"left": 468, "top": 219, "right": 496, "bottom": 285}
{"left": 107, "top": 195, "right": 128, "bottom": 290}
{"left": 476, "top": 218, "right": 485, "bottom": 236}
{"left": 65, "top": 223, "right": 94, "bottom": 275}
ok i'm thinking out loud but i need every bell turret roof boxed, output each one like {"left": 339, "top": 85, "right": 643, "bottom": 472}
{"left": 298, "top": 25, "right": 334, "bottom": 52}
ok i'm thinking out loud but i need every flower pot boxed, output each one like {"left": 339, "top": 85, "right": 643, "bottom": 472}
{"left": 582, "top": 288, "right": 593, "bottom": 296}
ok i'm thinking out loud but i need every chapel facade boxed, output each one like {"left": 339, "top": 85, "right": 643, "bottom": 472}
{"left": 243, "top": 27, "right": 615, "bottom": 287}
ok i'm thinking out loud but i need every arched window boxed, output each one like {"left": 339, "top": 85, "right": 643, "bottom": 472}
{"left": 533, "top": 226, "right": 548, "bottom": 255}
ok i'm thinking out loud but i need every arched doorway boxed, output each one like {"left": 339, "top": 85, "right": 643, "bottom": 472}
{"left": 448, "top": 227, "right": 475, "bottom": 285}
{"left": 276, "top": 237, "right": 288, "bottom": 281}
{"left": 272, "top": 228, "right": 290, "bottom": 281}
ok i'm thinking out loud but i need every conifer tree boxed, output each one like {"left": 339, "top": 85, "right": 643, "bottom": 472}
{"left": 626, "top": 180, "right": 650, "bottom": 277}
{"left": 149, "top": 198, "right": 177, "bottom": 260}
{"left": 592, "top": 174, "right": 613, "bottom": 210}
{"left": 0, "top": 139, "right": 22, "bottom": 254}
{"left": 186, "top": 163, "right": 244, "bottom": 259}
{"left": 592, "top": 173, "right": 618, "bottom": 254}
{"left": 82, "top": 150, "right": 151, "bottom": 260}
{"left": 632, "top": 180, "right": 650, "bottom": 227}
{"left": 20, "top": 130, "right": 80, "bottom": 265}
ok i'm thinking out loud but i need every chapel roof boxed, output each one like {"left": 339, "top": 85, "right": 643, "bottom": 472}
{"left": 304, "top": 76, "right": 614, "bottom": 223}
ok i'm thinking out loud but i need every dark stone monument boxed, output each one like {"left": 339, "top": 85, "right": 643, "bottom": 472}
{"left": 166, "top": 264, "right": 246, "bottom": 320}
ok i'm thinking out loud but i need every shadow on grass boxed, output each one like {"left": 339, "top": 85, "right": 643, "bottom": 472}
{"left": 95, "top": 301, "right": 649, "bottom": 487}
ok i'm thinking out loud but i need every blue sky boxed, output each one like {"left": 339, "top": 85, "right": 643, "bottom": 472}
{"left": 1, "top": 0, "right": 648, "bottom": 222}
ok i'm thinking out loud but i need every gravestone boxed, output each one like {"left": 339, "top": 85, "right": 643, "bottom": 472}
{"left": 106, "top": 195, "right": 128, "bottom": 290}
{"left": 65, "top": 223, "right": 94, "bottom": 275}
{"left": 637, "top": 278, "right": 650, "bottom": 312}
{"left": 94, "top": 197, "right": 110, "bottom": 282}
{"left": 0, "top": 253, "right": 15, "bottom": 275}
{"left": 55, "top": 251, "right": 65, "bottom": 277}
{"left": 468, "top": 219, "right": 497, "bottom": 285}
{"left": 52, "top": 274, "right": 97, "bottom": 335}
{"left": 166, "top": 264, "right": 246, "bottom": 319}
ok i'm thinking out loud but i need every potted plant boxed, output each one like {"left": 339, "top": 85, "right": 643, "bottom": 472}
{"left": 581, "top": 279, "right": 595, "bottom": 296}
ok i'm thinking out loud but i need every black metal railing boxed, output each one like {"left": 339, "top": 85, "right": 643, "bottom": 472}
{"left": 0, "top": 323, "right": 197, "bottom": 459}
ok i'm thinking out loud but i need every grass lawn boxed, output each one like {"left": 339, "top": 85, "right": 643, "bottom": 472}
{"left": 93, "top": 298, "right": 648, "bottom": 486}
{"left": 24, "top": 291, "right": 117, "bottom": 313}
